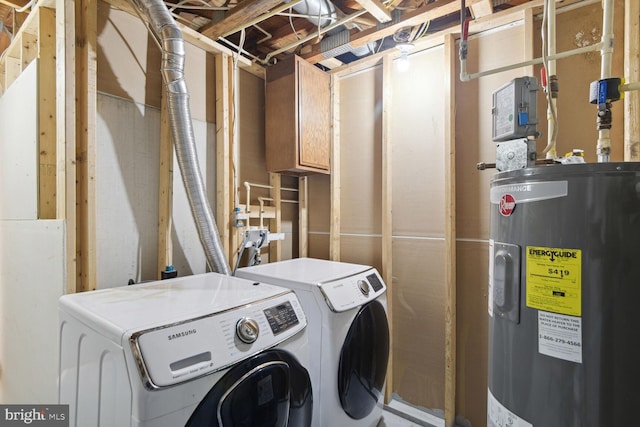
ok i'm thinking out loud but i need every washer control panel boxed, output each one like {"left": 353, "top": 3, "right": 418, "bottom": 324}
{"left": 130, "top": 291, "right": 306, "bottom": 389}
{"left": 320, "top": 268, "right": 386, "bottom": 313}
{"left": 263, "top": 301, "right": 300, "bottom": 335}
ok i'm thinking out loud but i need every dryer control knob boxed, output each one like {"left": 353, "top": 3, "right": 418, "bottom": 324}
{"left": 357, "top": 279, "right": 370, "bottom": 296}
{"left": 236, "top": 317, "right": 259, "bottom": 344}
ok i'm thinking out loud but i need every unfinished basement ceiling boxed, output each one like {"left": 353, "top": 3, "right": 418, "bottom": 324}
{"left": 0, "top": 0, "right": 537, "bottom": 69}
{"left": 163, "top": 0, "right": 535, "bottom": 67}
{"left": 0, "top": 4, "right": 14, "bottom": 55}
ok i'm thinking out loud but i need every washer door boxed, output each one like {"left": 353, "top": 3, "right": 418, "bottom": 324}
{"left": 186, "top": 349, "right": 312, "bottom": 427}
{"left": 338, "top": 300, "right": 390, "bottom": 420}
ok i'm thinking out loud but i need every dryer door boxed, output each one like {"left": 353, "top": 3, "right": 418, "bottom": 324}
{"left": 186, "top": 349, "right": 312, "bottom": 427}
{"left": 338, "top": 300, "right": 390, "bottom": 420}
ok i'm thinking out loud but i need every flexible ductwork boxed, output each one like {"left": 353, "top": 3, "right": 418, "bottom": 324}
{"left": 289, "top": 0, "right": 336, "bottom": 28}
{"left": 288, "top": 0, "right": 374, "bottom": 57}
{"left": 130, "top": 0, "right": 231, "bottom": 275}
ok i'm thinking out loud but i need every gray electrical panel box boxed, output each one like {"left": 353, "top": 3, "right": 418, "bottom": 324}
{"left": 492, "top": 76, "right": 539, "bottom": 142}
{"left": 496, "top": 138, "right": 536, "bottom": 171}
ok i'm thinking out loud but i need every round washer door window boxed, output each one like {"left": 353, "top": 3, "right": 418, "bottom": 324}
{"left": 186, "top": 349, "right": 312, "bottom": 427}
{"left": 337, "top": 300, "right": 390, "bottom": 419}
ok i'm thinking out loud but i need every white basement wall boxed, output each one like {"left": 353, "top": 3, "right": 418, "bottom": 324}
{"left": 0, "top": 57, "right": 65, "bottom": 404}
{"left": 0, "top": 220, "right": 65, "bottom": 403}
{"left": 96, "top": 3, "right": 217, "bottom": 288}
{"left": 96, "top": 94, "right": 161, "bottom": 287}
{"left": 0, "top": 60, "right": 38, "bottom": 220}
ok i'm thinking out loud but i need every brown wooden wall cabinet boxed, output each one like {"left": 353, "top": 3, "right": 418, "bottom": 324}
{"left": 265, "top": 55, "right": 331, "bottom": 175}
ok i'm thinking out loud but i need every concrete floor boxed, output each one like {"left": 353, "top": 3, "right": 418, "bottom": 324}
{"left": 378, "top": 410, "right": 423, "bottom": 427}
{"left": 377, "top": 401, "right": 446, "bottom": 427}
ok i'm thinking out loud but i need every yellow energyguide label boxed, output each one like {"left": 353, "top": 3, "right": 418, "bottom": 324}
{"left": 526, "top": 246, "right": 582, "bottom": 316}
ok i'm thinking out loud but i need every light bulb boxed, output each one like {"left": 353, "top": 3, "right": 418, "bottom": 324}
{"left": 397, "top": 51, "right": 410, "bottom": 72}
{"left": 395, "top": 42, "right": 413, "bottom": 72}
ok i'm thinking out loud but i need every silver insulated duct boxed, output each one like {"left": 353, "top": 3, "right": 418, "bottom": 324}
{"left": 288, "top": 0, "right": 374, "bottom": 57}
{"left": 130, "top": 0, "right": 231, "bottom": 275}
{"left": 289, "top": 0, "right": 337, "bottom": 28}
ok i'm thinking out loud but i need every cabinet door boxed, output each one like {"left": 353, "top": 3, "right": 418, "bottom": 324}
{"left": 297, "top": 60, "right": 330, "bottom": 171}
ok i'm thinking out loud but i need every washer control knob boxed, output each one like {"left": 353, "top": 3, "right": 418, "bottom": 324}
{"left": 357, "top": 279, "right": 370, "bottom": 296}
{"left": 236, "top": 317, "right": 259, "bottom": 344}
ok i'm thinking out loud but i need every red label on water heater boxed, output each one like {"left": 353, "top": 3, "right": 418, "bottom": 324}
{"left": 499, "top": 194, "right": 516, "bottom": 216}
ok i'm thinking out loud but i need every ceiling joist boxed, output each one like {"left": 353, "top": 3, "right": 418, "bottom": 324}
{"left": 200, "top": 0, "right": 284, "bottom": 40}
{"left": 0, "top": 0, "right": 29, "bottom": 8}
{"left": 301, "top": 0, "right": 486, "bottom": 63}
{"left": 1, "top": 0, "right": 543, "bottom": 72}
{"left": 353, "top": 0, "right": 392, "bottom": 23}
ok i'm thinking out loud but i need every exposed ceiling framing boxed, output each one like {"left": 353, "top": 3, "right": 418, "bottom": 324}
{"left": 0, "top": 0, "right": 539, "bottom": 69}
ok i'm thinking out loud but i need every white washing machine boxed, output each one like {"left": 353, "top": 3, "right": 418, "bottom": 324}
{"left": 58, "top": 273, "right": 313, "bottom": 427}
{"left": 237, "top": 258, "right": 389, "bottom": 427}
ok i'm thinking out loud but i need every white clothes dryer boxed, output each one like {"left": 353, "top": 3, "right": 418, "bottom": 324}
{"left": 58, "top": 273, "right": 313, "bottom": 427}
{"left": 237, "top": 258, "right": 389, "bottom": 427}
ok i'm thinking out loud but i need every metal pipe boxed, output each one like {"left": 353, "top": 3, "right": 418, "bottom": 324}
{"left": 164, "top": 1, "right": 229, "bottom": 11}
{"left": 258, "top": 197, "right": 273, "bottom": 228}
{"left": 547, "top": 0, "right": 557, "bottom": 77}
{"left": 244, "top": 182, "right": 251, "bottom": 215}
{"left": 621, "top": 81, "right": 640, "bottom": 92}
{"left": 254, "top": 24, "right": 273, "bottom": 45}
{"left": 246, "top": 182, "right": 272, "bottom": 190}
{"left": 460, "top": 42, "right": 603, "bottom": 82}
{"left": 459, "top": 0, "right": 469, "bottom": 81}
{"left": 276, "top": 12, "right": 338, "bottom": 19}
{"left": 597, "top": 0, "right": 615, "bottom": 162}
{"left": 130, "top": 0, "right": 231, "bottom": 275}
{"left": 218, "top": 37, "right": 263, "bottom": 63}
{"left": 244, "top": 181, "right": 299, "bottom": 192}
{"left": 544, "top": 0, "right": 558, "bottom": 159}
{"left": 15, "top": 0, "right": 36, "bottom": 13}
